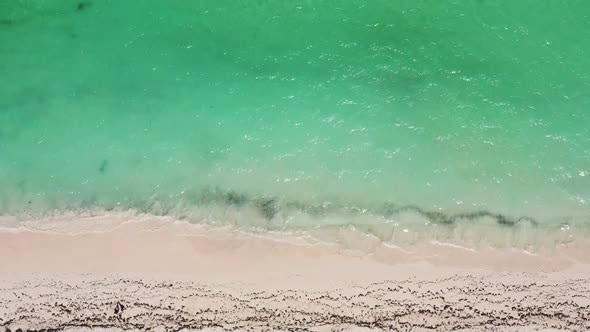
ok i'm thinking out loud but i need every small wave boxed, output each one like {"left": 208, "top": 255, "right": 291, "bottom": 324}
{"left": 1, "top": 187, "right": 588, "bottom": 250}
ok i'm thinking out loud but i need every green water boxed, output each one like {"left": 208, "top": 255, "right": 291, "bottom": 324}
{"left": 1, "top": 1, "right": 589, "bottom": 240}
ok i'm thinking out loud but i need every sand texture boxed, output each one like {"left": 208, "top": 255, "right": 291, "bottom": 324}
{"left": 1, "top": 215, "right": 589, "bottom": 331}
{"left": 1, "top": 273, "right": 590, "bottom": 331}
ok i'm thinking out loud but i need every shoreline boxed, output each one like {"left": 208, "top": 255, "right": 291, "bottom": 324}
{"left": 1, "top": 213, "right": 590, "bottom": 331}
{"left": 0, "top": 212, "right": 589, "bottom": 273}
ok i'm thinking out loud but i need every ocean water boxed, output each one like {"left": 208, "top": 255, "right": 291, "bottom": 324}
{"left": 1, "top": 1, "right": 589, "bottom": 246}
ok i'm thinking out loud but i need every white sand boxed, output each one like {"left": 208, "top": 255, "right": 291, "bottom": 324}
{"left": 1, "top": 213, "right": 589, "bottom": 331}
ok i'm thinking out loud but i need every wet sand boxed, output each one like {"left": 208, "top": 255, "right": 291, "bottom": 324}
{"left": 1, "top": 213, "right": 589, "bottom": 331}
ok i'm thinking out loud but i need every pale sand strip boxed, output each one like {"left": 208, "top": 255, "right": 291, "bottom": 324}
{"left": 0, "top": 215, "right": 589, "bottom": 331}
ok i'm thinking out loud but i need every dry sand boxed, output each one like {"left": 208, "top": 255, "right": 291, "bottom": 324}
{"left": 0, "top": 213, "right": 589, "bottom": 331}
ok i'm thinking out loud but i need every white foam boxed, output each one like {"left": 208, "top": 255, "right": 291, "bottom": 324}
{"left": 381, "top": 242, "right": 414, "bottom": 254}
{"left": 0, "top": 208, "right": 587, "bottom": 252}
{"left": 430, "top": 240, "right": 477, "bottom": 252}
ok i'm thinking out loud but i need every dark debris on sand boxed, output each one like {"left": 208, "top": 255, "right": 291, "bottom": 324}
{"left": 1, "top": 275, "right": 589, "bottom": 332}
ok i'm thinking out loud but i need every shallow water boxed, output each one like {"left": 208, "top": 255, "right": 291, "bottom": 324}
{"left": 1, "top": 1, "right": 589, "bottom": 244}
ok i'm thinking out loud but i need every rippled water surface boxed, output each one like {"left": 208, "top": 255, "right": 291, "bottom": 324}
{"left": 1, "top": 1, "right": 589, "bottom": 242}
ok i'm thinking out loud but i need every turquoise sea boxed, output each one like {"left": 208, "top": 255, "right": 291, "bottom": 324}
{"left": 1, "top": 1, "right": 589, "bottom": 247}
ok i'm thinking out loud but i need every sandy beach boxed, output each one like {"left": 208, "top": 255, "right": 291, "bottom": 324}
{"left": 2, "top": 1, "right": 590, "bottom": 331}
{"left": 1, "top": 213, "right": 589, "bottom": 331}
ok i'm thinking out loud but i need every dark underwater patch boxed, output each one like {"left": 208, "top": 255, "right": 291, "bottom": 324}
{"left": 76, "top": 2, "right": 92, "bottom": 12}
{"left": 224, "top": 190, "right": 247, "bottom": 206}
{"left": 98, "top": 159, "right": 108, "bottom": 174}
{"left": 197, "top": 188, "right": 538, "bottom": 227}
{"left": 0, "top": 19, "right": 16, "bottom": 27}
{"left": 256, "top": 198, "right": 278, "bottom": 220}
